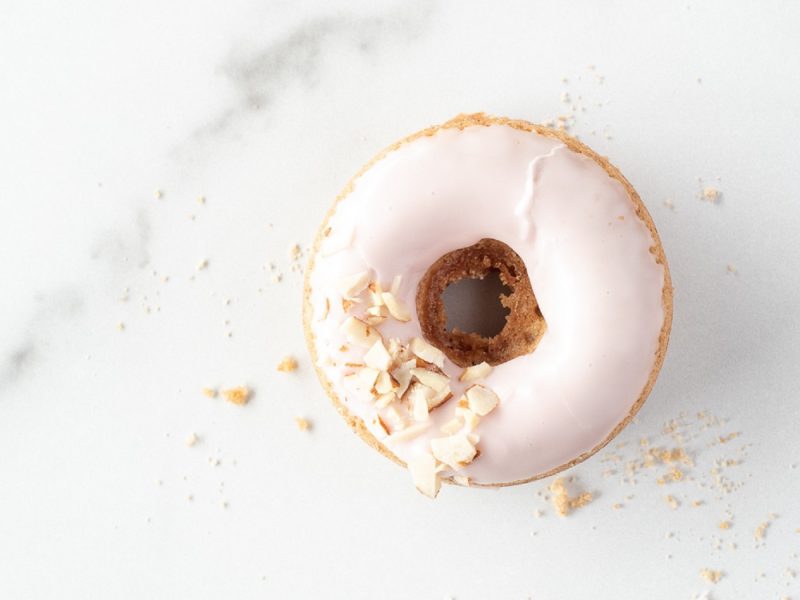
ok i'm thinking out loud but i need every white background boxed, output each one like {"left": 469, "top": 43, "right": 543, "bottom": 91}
{"left": 1, "top": 1, "right": 799, "bottom": 598}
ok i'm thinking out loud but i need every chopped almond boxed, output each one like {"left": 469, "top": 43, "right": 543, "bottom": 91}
{"left": 384, "top": 422, "right": 430, "bottom": 444}
{"left": 465, "top": 385, "right": 499, "bottom": 416}
{"left": 407, "top": 383, "right": 434, "bottom": 422}
{"left": 381, "top": 292, "right": 411, "bottom": 322}
{"left": 408, "top": 453, "right": 440, "bottom": 498}
{"left": 390, "top": 275, "right": 402, "bottom": 296}
{"left": 440, "top": 417, "right": 464, "bottom": 435}
{"left": 409, "top": 337, "right": 445, "bottom": 368}
{"left": 428, "top": 385, "right": 452, "bottom": 410}
{"left": 339, "top": 316, "right": 380, "bottom": 347}
{"left": 337, "top": 270, "right": 371, "bottom": 298}
{"left": 363, "top": 340, "right": 392, "bottom": 371}
{"left": 459, "top": 361, "right": 492, "bottom": 382}
{"left": 410, "top": 368, "right": 449, "bottom": 392}
{"left": 373, "top": 370, "right": 396, "bottom": 395}
{"left": 430, "top": 434, "right": 477, "bottom": 469}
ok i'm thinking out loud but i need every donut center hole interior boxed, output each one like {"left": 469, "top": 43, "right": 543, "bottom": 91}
{"left": 442, "top": 269, "right": 511, "bottom": 338}
{"left": 415, "top": 238, "right": 547, "bottom": 368}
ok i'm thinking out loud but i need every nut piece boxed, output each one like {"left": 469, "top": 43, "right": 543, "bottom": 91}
{"left": 373, "top": 370, "right": 396, "bottom": 395}
{"left": 381, "top": 292, "right": 411, "bottom": 322}
{"left": 409, "top": 337, "right": 445, "bottom": 369}
{"left": 410, "top": 368, "right": 449, "bottom": 392}
{"left": 465, "top": 385, "right": 499, "bottom": 416}
{"left": 408, "top": 453, "right": 440, "bottom": 498}
{"left": 384, "top": 421, "right": 430, "bottom": 444}
{"left": 459, "top": 361, "right": 492, "bottom": 382}
{"left": 363, "top": 339, "right": 392, "bottom": 371}
{"left": 339, "top": 316, "right": 380, "bottom": 347}
{"left": 406, "top": 383, "right": 434, "bottom": 422}
{"left": 430, "top": 434, "right": 477, "bottom": 469}
{"left": 440, "top": 417, "right": 464, "bottom": 435}
{"left": 222, "top": 386, "right": 250, "bottom": 405}
{"left": 428, "top": 385, "right": 452, "bottom": 410}
{"left": 337, "top": 270, "right": 371, "bottom": 298}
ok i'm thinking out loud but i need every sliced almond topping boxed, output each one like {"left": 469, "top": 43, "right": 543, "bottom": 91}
{"left": 337, "top": 270, "right": 371, "bottom": 298}
{"left": 381, "top": 292, "right": 412, "bottom": 322}
{"left": 407, "top": 383, "right": 434, "bottom": 422}
{"left": 459, "top": 361, "right": 492, "bottom": 382}
{"left": 382, "top": 406, "right": 407, "bottom": 432}
{"left": 384, "top": 421, "right": 430, "bottom": 444}
{"left": 440, "top": 417, "right": 464, "bottom": 435}
{"left": 465, "top": 384, "right": 499, "bottom": 416}
{"left": 368, "top": 282, "right": 385, "bottom": 306}
{"left": 339, "top": 316, "right": 380, "bottom": 347}
{"left": 363, "top": 314, "right": 386, "bottom": 326}
{"left": 455, "top": 404, "right": 480, "bottom": 431}
{"left": 428, "top": 385, "right": 452, "bottom": 410}
{"left": 392, "top": 359, "right": 416, "bottom": 397}
{"left": 373, "top": 370, "right": 395, "bottom": 395}
{"left": 365, "top": 305, "right": 388, "bottom": 317}
{"left": 374, "top": 392, "right": 397, "bottom": 409}
{"left": 430, "top": 434, "right": 477, "bottom": 469}
{"left": 357, "top": 367, "right": 380, "bottom": 390}
{"left": 390, "top": 274, "right": 402, "bottom": 296}
{"left": 410, "top": 368, "right": 449, "bottom": 392}
{"left": 364, "top": 339, "right": 392, "bottom": 371}
{"left": 408, "top": 453, "right": 440, "bottom": 498}
{"left": 409, "top": 337, "right": 445, "bottom": 369}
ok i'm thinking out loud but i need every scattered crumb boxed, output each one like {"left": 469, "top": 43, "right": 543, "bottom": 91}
{"left": 550, "top": 478, "right": 593, "bottom": 516}
{"left": 726, "top": 263, "right": 737, "bottom": 274}
{"left": 196, "top": 259, "right": 209, "bottom": 271}
{"left": 187, "top": 494, "right": 194, "bottom": 502}
{"left": 691, "top": 499, "right": 703, "bottom": 507}
{"left": 294, "top": 417, "right": 310, "bottom": 432}
{"left": 612, "top": 503, "right": 623, "bottom": 510}
{"left": 222, "top": 387, "right": 251, "bottom": 406}
{"left": 288, "top": 244, "right": 302, "bottom": 261}
{"left": 666, "top": 495, "right": 680, "bottom": 510}
{"left": 154, "top": 189, "right": 163, "bottom": 199}
{"left": 755, "top": 521, "right": 770, "bottom": 541}
{"left": 701, "top": 186, "right": 721, "bottom": 203}
{"left": 116, "top": 322, "right": 125, "bottom": 332}
{"left": 202, "top": 387, "right": 218, "bottom": 398}
{"left": 276, "top": 356, "right": 298, "bottom": 373}
{"left": 700, "top": 569, "right": 723, "bottom": 584}
{"left": 663, "top": 198, "right": 675, "bottom": 211}
{"left": 719, "top": 521, "right": 732, "bottom": 530}
{"left": 185, "top": 432, "right": 198, "bottom": 447}
{"left": 197, "top": 196, "right": 205, "bottom": 204}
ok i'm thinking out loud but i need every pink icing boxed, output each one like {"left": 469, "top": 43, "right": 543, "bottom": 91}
{"left": 308, "top": 123, "right": 666, "bottom": 485}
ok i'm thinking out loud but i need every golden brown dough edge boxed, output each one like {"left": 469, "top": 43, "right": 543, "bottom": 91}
{"left": 302, "top": 112, "right": 674, "bottom": 488}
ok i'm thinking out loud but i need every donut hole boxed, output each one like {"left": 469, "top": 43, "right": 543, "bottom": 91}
{"left": 416, "top": 238, "right": 547, "bottom": 367}
{"left": 442, "top": 269, "right": 511, "bottom": 338}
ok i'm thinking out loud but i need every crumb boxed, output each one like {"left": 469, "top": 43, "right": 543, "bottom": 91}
{"left": 116, "top": 322, "right": 125, "bottom": 332}
{"left": 719, "top": 521, "right": 732, "bottom": 530}
{"left": 288, "top": 244, "right": 302, "bottom": 260}
{"left": 187, "top": 495, "right": 194, "bottom": 502}
{"left": 666, "top": 495, "right": 680, "bottom": 510}
{"left": 276, "top": 356, "right": 298, "bottom": 373}
{"left": 197, "top": 196, "right": 205, "bottom": 204}
{"left": 612, "top": 503, "right": 623, "bottom": 510}
{"left": 691, "top": 499, "right": 703, "bottom": 507}
{"left": 222, "top": 387, "right": 250, "bottom": 406}
{"left": 196, "top": 259, "right": 209, "bottom": 271}
{"left": 700, "top": 569, "right": 723, "bottom": 584}
{"left": 294, "top": 417, "right": 310, "bottom": 432}
{"left": 202, "top": 387, "right": 217, "bottom": 398}
{"left": 185, "top": 432, "right": 198, "bottom": 447}
{"left": 663, "top": 198, "right": 675, "bottom": 211}
{"left": 549, "top": 478, "right": 592, "bottom": 516}
{"left": 727, "top": 263, "right": 737, "bottom": 274}
{"left": 755, "top": 521, "right": 770, "bottom": 541}
{"left": 154, "top": 189, "right": 163, "bottom": 199}
{"left": 701, "top": 186, "right": 721, "bottom": 203}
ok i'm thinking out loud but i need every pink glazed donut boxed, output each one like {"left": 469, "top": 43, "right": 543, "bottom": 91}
{"left": 304, "top": 114, "right": 672, "bottom": 497}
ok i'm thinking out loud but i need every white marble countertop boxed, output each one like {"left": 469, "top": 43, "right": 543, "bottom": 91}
{"left": 2, "top": 1, "right": 799, "bottom": 598}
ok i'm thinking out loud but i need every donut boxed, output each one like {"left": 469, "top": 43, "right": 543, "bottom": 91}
{"left": 303, "top": 113, "right": 672, "bottom": 496}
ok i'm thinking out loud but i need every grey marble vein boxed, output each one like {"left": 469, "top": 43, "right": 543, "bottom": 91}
{"left": 189, "top": 3, "right": 436, "bottom": 143}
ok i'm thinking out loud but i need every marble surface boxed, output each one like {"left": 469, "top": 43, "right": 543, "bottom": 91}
{"left": 1, "top": 1, "right": 799, "bottom": 598}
